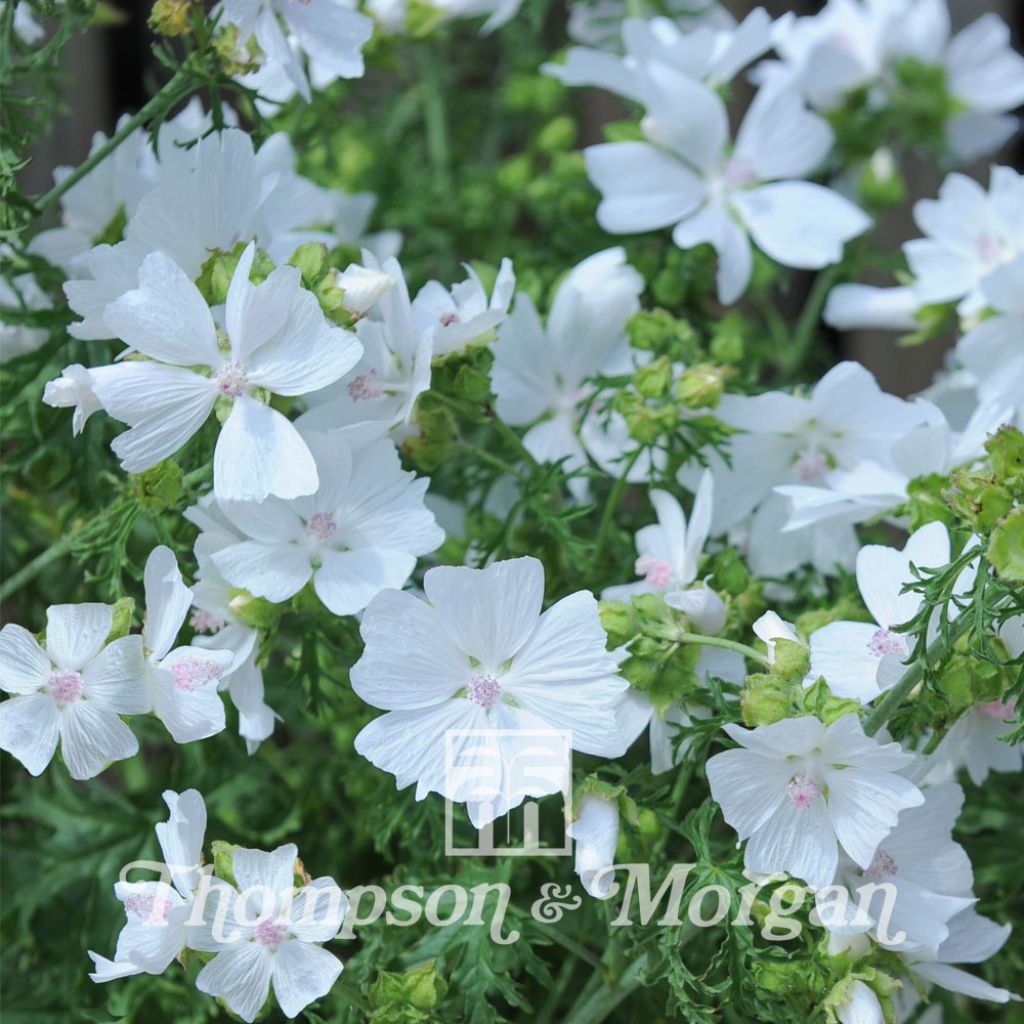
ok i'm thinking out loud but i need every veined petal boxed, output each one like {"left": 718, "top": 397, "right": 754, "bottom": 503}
{"left": 271, "top": 940, "right": 343, "bottom": 1019}
{"left": 196, "top": 942, "right": 273, "bottom": 1024}
{"left": 82, "top": 635, "right": 149, "bottom": 714}
{"left": 59, "top": 701, "right": 138, "bottom": 780}
{"left": 313, "top": 548, "right": 416, "bottom": 617}
{"left": 0, "top": 624, "right": 51, "bottom": 693}
{"left": 143, "top": 545, "right": 193, "bottom": 661}
{"left": 212, "top": 540, "right": 313, "bottom": 604}
{"left": 0, "top": 693, "right": 60, "bottom": 776}
{"left": 46, "top": 603, "right": 113, "bottom": 670}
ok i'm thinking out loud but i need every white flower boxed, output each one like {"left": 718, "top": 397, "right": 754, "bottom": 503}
{"left": 806, "top": 522, "right": 950, "bottom": 702}
{"left": 568, "top": 794, "right": 620, "bottom": 898}
{"left": 545, "top": 8, "right": 772, "bottom": 97}
{"left": 0, "top": 603, "right": 147, "bottom": 779}
{"left": 706, "top": 713, "right": 924, "bottom": 890}
{"left": 89, "top": 242, "right": 361, "bottom": 502}
{"left": 42, "top": 364, "right": 102, "bottom": 435}
{"left": 822, "top": 284, "right": 919, "bottom": 332}
{"left": 209, "top": 430, "right": 443, "bottom": 616}
{"left": 352, "top": 556, "right": 629, "bottom": 826}
{"left": 926, "top": 699, "right": 1022, "bottom": 788}
{"left": 89, "top": 789, "right": 208, "bottom": 981}
{"left": 490, "top": 248, "right": 648, "bottom": 500}
{"left": 0, "top": 266, "right": 50, "bottom": 364}
{"left": 752, "top": 610, "right": 802, "bottom": 665}
{"left": 13, "top": 0, "right": 44, "bottom": 43}
{"left": 191, "top": 844, "right": 349, "bottom": 1023}
{"left": 816, "top": 783, "right": 974, "bottom": 953}
{"left": 335, "top": 263, "right": 395, "bottom": 315}
{"left": 140, "top": 546, "right": 234, "bottom": 744}
{"left": 219, "top": 0, "right": 372, "bottom": 102}
{"left": 901, "top": 908, "right": 1019, "bottom": 1004}
{"left": 412, "top": 258, "right": 515, "bottom": 357}
{"left": 602, "top": 473, "right": 725, "bottom": 633}
{"left": 835, "top": 980, "right": 884, "bottom": 1024}
{"left": 584, "top": 77, "right": 869, "bottom": 303}
{"left": 682, "top": 361, "right": 931, "bottom": 576}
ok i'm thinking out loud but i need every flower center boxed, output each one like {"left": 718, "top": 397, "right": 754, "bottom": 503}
{"left": 786, "top": 773, "right": 822, "bottom": 809}
{"left": 975, "top": 232, "right": 1007, "bottom": 265}
{"left": 348, "top": 368, "right": 383, "bottom": 401}
{"left": 794, "top": 450, "right": 828, "bottom": 481}
{"left": 305, "top": 511, "right": 338, "bottom": 543}
{"left": 124, "top": 893, "right": 172, "bottom": 924}
{"left": 170, "top": 657, "right": 222, "bottom": 693}
{"left": 216, "top": 362, "right": 249, "bottom": 398}
{"left": 723, "top": 156, "right": 758, "bottom": 188}
{"left": 867, "top": 628, "right": 907, "bottom": 658}
{"left": 467, "top": 674, "right": 502, "bottom": 709}
{"left": 980, "top": 699, "right": 1015, "bottom": 721}
{"left": 440, "top": 311, "right": 460, "bottom": 326}
{"left": 863, "top": 847, "right": 898, "bottom": 879}
{"left": 49, "top": 669, "right": 84, "bottom": 705}
{"left": 189, "top": 609, "right": 226, "bottom": 634}
{"left": 635, "top": 554, "right": 673, "bottom": 590}
{"left": 255, "top": 919, "right": 289, "bottom": 946}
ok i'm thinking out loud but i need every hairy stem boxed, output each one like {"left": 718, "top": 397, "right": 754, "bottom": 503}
{"left": 1, "top": 536, "right": 73, "bottom": 603}
{"left": 676, "top": 632, "right": 769, "bottom": 666}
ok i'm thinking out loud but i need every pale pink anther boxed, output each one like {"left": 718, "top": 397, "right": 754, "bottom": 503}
{"left": 467, "top": 674, "right": 502, "bottom": 709}
{"left": 125, "top": 893, "right": 172, "bottom": 924}
{"left": 171, "top": 657, "right": 221, "bottom": 693}
{"left": 189, "top": 609, "right": 226, "bottom": 634}
{"left": 724, "top": 157, "right": 758, "bottom": 188}
{"left": 305, "top": 511, "right": 338, "bottom": 543}
{"left": 980, "top": 699, "right": 1015, "bottom": 721}
{"left": 635, "top": 554, "right": 673, "bottom": 590}
{"left": 868, "top": 628, "right": 907, "bottom": 658}
{"left": 255, "top": 919, "right": 289, "bottom": 946}
{"left": 976, "top": 232, "right": 1006, "bottom": 264}
{"left": 216, "top": 362, "right": 249, "bottom": 398}
{"left": 348, "top": 368, "right": 383, "bottom": 401}
{"left": 795, "top": 450, "right": 828, "bottom": 481}
{"left": 863, "top": 847, "right": 898, "bottom": 878}
{"left": 786, "top": 773, "right": 822, "bottom": 809}
{"left": 50, "top": 669, "right": 84, "bottom": 704}
{"left": 440, "top": 311, "right": 460, "bottom": 326}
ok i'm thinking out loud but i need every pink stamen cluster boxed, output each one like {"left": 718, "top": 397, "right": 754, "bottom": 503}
{"left": 786, "top": 773, "right": 822, "bottom": 809}
{"left": 348, "top": 368, "right": 383, "bottom": 401}
{"left": 980, "top": 699, "right": 1016, "bottom": 721}
{"left": 976, "top": 232, "right": 1006, "bottom": 264}
{"left": 171, "top": 657, "right": 222, "bottom": 693}
{"left": 49, "top": 669, "right": 84, "bottom": 704}
{"left": 255, "top": 919, "right": 289, "bottom": 946}
{"left": 724, "top": 157, "right": 758, "bottom": 188}
{"left": 216, "top": 362, "right": 249, "bottom": 398}
{"left": 867, "top": 628, "right": 907, "bottom": 658}
{"left": 635, "top": 554, "right": 673, "bottom": 590}
{"left": 125, "top": 893, "right": 172, "bottom": 924}
{"left": 440, "top": 311, "right": 460, "bottom": 326}
{"left": 467, "top": 674, "right": 502, "bottom": 709}
{"left": 189, "top": 609, "right": 226, "bottom": 634}
{"left": 864, "top": 847, "right": 898, "bottom": 879}
{"left": 795, "top": 450, "right": 828, "bottom": 481}
{"left": 305, "top": 511, "right": 338, "bottom": 543}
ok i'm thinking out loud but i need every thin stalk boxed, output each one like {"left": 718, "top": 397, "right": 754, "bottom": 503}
{"left": 781, "top": 265, "right": 840, "bottom": 380}
{"left": 676, "top": 632, "right": 769, "bottom": 666}
{"left": 35, "top": 67, "right": 193, "bottom": 214}
{"left": 563, "top": 952, "right": 651, "bottom": 1024}
{"left": 531, "top": 920, "right": 605, "bottom": 972}
{"left": 1, "top": 536, "right": 73, "bottom": 602}
{"left": 594, "top": 447, "right": 643, "bottom": 560}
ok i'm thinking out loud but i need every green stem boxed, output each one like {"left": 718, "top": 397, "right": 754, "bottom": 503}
{"left": 594, "top": 447, "right": 643, "bottom": 560}
{"left": 1, "top": 536, "right": 73, "bottom": 603}
{"left": 419, "top": 45, "right": 452, "bottom": 195}
{"left": 34, "top": 67, "right": 193, "bottom": 214}
{"left": 676, "top": 632, "right": 769, "bottom": 666}
{"left": 781, "top": 265, "right": 840, "bottom": 380}
{"left": 532, "top": 920, "right": 605, "bottom": 972}
{"left": 563, "top": 952, "right": 651, "bottom": 1024}
{"left": 863, "top": 613, "right": 973, "bottom": 736}
{"left": 489, "top": 412, "right": 541, "bottom": 470}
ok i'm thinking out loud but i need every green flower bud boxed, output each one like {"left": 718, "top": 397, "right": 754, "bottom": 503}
{"left": 710, "top": 548, "right": 749, "bottom": 597}
{"left": 858, "top": 147, "right": 906, "bottom": 210}
{"left": 107, "top": 597, "right": 136, "bottom": 641}
{"left": 801, "top": 677, "right": 863, "bottom": 724}
{"left": 536, "top": 116, "right": 576, "bottom": 153}
{"left": 986, "top": 425, "right": 1024, "bottom": 491}
{"left": 599, "top": 599, "right": 638, "bottom": 648}
{"left": 741, "top": 673, "right": 795, "bottom": 726}
{"left": 771, "top": 638, "right": 810, "bottom": 681}
{"left": 212, "top": 840, "right": 239, "bottom": 887}
{"left": 288, "top": 243, "right": 329, "bottom": 288}
{"left": 673, "top": 363, "right": 725, "bottom": 410}
{"left": 988, "top": 507, "right": 1024, "bottom": 582}
{"left": 906, "top": 473, "right": 956, "bottom": 531}
{"left": 634, "top": 357, "right": 673, "bottom": 400}
{"left": 228, "top": 590, "right": 280, "bottom": 630}
{"left": 132, "top": 460, "right": 185, "bottom": 512}
{"left": 149, "top": 0, "right": 192, "bottom": 35}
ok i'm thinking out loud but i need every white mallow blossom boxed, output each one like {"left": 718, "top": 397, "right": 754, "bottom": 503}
{"left": 0, "top": 603, "right": 147, "bottom": 779}
{"left": 602, "top": 472, "right": 725, "bottom": 633}
{"left": 218, "top": 0, "right": 372, "bottom": 103}
{"left": 64, "top": 129, "right": 343, "bottom": 341}
{"left": 89, "top": 789, "right": 208, "bottom": 982}
{"left": 825, "top": 167, "right": 1024, "bottom": 331}
{"left": 88, "top": 243, "right": 361, "bottom": 502}
{"left": 412, "top": 258, "right": 515, "bottom": 358}
{"left": 706, "top": 713, "right": 924, "bottom": 891}
{"left": 806, "top": 522, "right": 950, "bottom": 702}
{"left": 835, "top": 981, "right": 885, "bottom": 1024}
{"left": 815, "top": 783, "right": 974, "bottom": 954}
{"left": 757, "top": 1, "right": 1024, "bottom": 162}
{"left": 191, "top": 844, "right": 349, "bottom": 1023}
{"left": 139, "top": 546, "right": 234, "bottom": 744}
{"left": 207, "top": 430, "right": 443, "bottom": 616}
{"left": 584, "top": 72, "right": 869, "bottom": 304}
{"left": 681, "top": 361, "right": 931, "bottom": 577}
{"left": 568, "top": 793, "right": 620, "bottom": 899}
{"left": 351, "top": 557, "right": 629, "bottom": 827}
{"left": 899, "top": 908, "right": 1019, "bottom": 1005}
{"left": 42, "top": 364, "right": 102, "bottom": 435}
{"left": 955, "top": 256, "right": 1024, "bottom": 428}
{"left": 545, "top": 8, "right": 772, "bottom": 96}
{"left": 490, "top": 248, "right": 651, "bottom": 501}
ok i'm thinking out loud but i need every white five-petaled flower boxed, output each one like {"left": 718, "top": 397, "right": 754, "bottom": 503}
{"left": 89, "top": 789, "right": 208, "bottom": 982}
{"left": 490, "top": 248, "right": 650, "bottom": 501}
{"left": 352, "top": 556, "right": 629, "bottom": 827}
{"left": 706, "top": 713, "right": 924, "bottom": 891}
{"left": 602, "top": 472, "right": 726, "bottom": 633}
{"left": 191, "top": 844, "right": 349, "bottom": 1023}
{"left": 0, "top": 603, "right": 147, "bottom": 779}
{"left": 568, "top": 793, "right": 621, "bottom": 899}
{"left": 140, "top": 546, "right": 234, "bottom": 744}
{"left": 89, "top": 242, "right": 362, "bottom": 502}
{"left": 806, "top": 521, "right": 950, "bottom": 702}
{"left": 585, "top": 74, "right": 870, "bottom": 304}
{"left": 208, "top": 429, "right": 443, "bottom": 616}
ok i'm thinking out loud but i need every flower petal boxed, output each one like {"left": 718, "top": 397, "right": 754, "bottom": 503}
{"left": 0, "top": 693, "right": 60, "bottom": 776}
{"left": 46, "top": 603, "right": 113, "bottom": 670}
